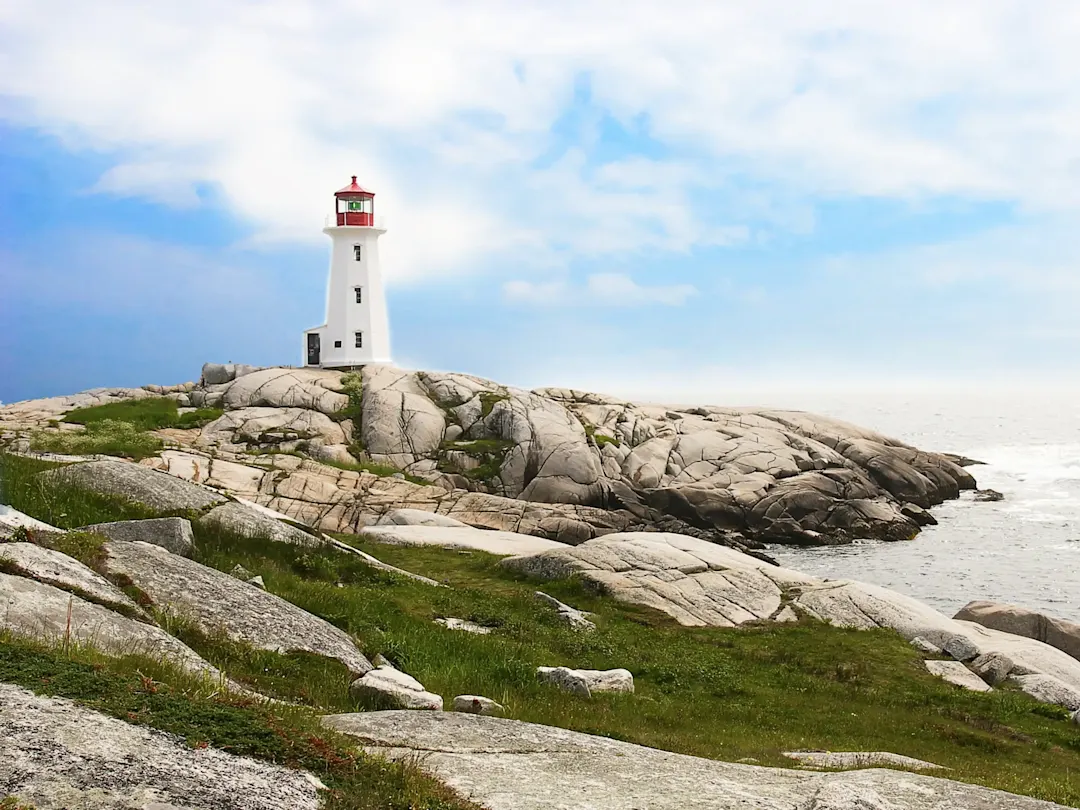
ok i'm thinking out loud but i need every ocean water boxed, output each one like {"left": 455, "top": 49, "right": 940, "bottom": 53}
{"left": 722, "top": 385, "right": 1080, "bottom": 624}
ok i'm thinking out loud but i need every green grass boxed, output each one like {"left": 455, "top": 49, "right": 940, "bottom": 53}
{"left": 5, "top": 456, "right": 1080, "bottom": 807}
{"left": 0, "top": 453, "right": 162, "bottom": 528}
{"left": 438, "top": 438, "right": 513, "bottom": 483}
{"left": 0, "top": 632, "right": 477, "bottom": 810}
{"left": 62, "top": 397, "right": 222, "bottom": 431}
{"left": 478, "top": 391, "right": 509, "bottom": 418}
{"left": 30, "top": 420, "right": 165, "bottom": 461}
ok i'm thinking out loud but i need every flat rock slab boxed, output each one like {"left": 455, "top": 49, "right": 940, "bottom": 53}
{"left": 376, "top": 508, "right": 470, "bottom": 528}
{"left": 363, "top": 525, "right": 567, "bottom": 556}
{"left": 504, "top": 532, "right": 815, "bottom": 627}
{"left": 783, "top": 751, "right": 945, "bottom": 771}
{"left": 0, "top": 683, "right": 321, "bottom": 810}
{"left": 38, "top": 460, "right": 226, "bottom": 513}
{"left": 102, "top": 540, "right": 372, "bottom": 677}
{"left": 80, "top": 517, "right": 196, "bottom": 556}
{"left": 323, "top": 711, "right": 1070, "bottom": 810}
{"left": 0, "top": 504, "right": 61, "bottom": 536}
{"left": 924, "top": 660, "right": 993, "bottom": 693}
{"left": 0, "top": 542, "right": 141, "bottom": 614}
{"left": 436, "top": 617, "right": 493, "bottom": 634}
{"left": 0, "top": 572, "right": 222, "bottom": 680}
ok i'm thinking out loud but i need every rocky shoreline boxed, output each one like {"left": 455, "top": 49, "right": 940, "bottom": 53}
{"left": 0, "top": 362, "right": 976, "bottom": 552}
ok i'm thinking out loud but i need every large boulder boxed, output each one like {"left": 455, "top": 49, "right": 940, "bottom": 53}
{"left": 80, "top": 517, "right": 196, "bottom": 556}
{"left": 198, "top": 501, "right": 321, "bottom": 547}
{"left": 102, "top": 540, "right": 372, "bottom": 677}
{"left": 198, "top": 407, "right": 348, "bottom": 451}
{"left": 220, "top": 366, "right": 348, "bottom": 415}
{"left": 1, "top": 683, "right": 322, "bottom": 810}
{"left": 954, "top": 600, "right": 1080, "bottom": 663}
{"left": 37, "top": 460, "right": 226, "bottom": 513}
{"left": 361, "top": 365, "right": 447, "bottom": 469}
{"left": 323, "top": 712, "right": 1072, "bottom": 810}
{"left": 0, "top": 572, "right": 224, "bottom": 681}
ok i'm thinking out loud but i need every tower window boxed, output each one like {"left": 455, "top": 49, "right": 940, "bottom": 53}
{"left": 354, "top": 331, "right": 363, "bottom": 349}
{"left": 334, "top": 340, "right": 342, "bottom": 348}
{"left": 354, "top": 286, "right": 363, "bottom": 303}
{"left": 353, "top": 245, "right": 362, "bottom": 261}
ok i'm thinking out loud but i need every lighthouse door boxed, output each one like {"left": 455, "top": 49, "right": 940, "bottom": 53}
{"left": 306, "top": 333, "right": 321, "bottom": 366}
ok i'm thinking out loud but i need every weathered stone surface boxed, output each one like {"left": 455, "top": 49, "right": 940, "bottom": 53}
{"left": 453, "top": 695, "right": 505, "bottom": 715}
{"left": 199, "top": 501, "right": 321, "bottom": 547}
{"left": 201, "top": 361, "right": 259, "bottom": 386}
{"left": 537, "top": 666, "right": 633, "bottom": 697}
{"left": 350, "top": 664, "right": 443, "bottom": 710}
{"left": 0, "top": 504, "right": 61, "bottom": 535}
{"left": 782, "top": 750, "right": 945, "bottom": 771}
{"left": 102, "top": 540, "right": 372, "bottom": 676}
{"left": 376, "top": 508, "right": 469, "bottom": 528}
{"left": 324, "top": 711, "right": 1070, "bottom": 810}
{"left": 364, "top": 524, "right": 567, "bottom": 556}
{"left": 535, "top": 591, "right": 595, "bottom": 630}
{"left": 37, "top": 460, "right": 226, "bottom": 513}
{"left": 925, "top": 660, "right": 993, "bottom": 693}
{"left": 248, "top": 575, "right": 266, "bottom": 590}
{"left": 436, "top": 617, "right": 493, "bottom": 634}
{"left": 1009, "top": 673, "right": 1080, "bottom": 711}
{"left": 969, "top": 652, "right": 1024, "bottom": 686}
{"left": 0, "top": 572, "right": 223, "bottom": 680}
{"left": 505, "top": 532, "right": 814, "bottom": 628}
{"left": 0, "top": 542, "right": 141, "bottom": 613}
{"left": 81, "top": 517, "right": 196, "bottom": 556}
{"left": 221, "top": 366, "right": 348, "bottom": 414}
{"left": 0, "top": 683, "right": 321, "bottom": 810}
{"left": 361, "top": 365, "right": 447, "bottom": 470}
{"left": 911, "top": 636, "right": 942, "bottom": 655}
{"left": 199, "top": 406, "right": 347, "bottom": 450}
{"left": 954, "top": 600, "right": 1080, "bottom": 663}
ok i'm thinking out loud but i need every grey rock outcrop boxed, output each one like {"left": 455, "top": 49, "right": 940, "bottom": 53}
{"left": 0, "top": 504, "right": 62, "bottom": 536}
{"left": 924, "top": 661, "right": 993, "bottom": 693}
{"left": 199, "top": 501, "right": 321, "bottom": 547}
{"left": 782, "top": 750, "right": 945, "bottom": 771}
{"left": 363, "top": 524, "right": 568, "bottom": 556}
{"left": 954, "top": 600, "right": 1080, "bottom": 663}
{"left": 0, "top": 542, "right": 142, "bottom": 615}
{"left": 1009, "top": 673, "right": 1080, "bottom": 711}
{"left": 80, "top": 517, "right": 196, "bottom": 556}
{"left": 323, "top": 711, "right": 1072, "bottom": 810}
{"left": 220, "top": 366, "right": 348, "bottom": 415}
{"left": 37, "top": 460, "right": 226, "bottom": 513}
{"left": 102, "top": 540, "right": 372, "bottom": 677}
{"left": 376, "top": 508, "right": 470, "bottom": 528}
{"left": 969, "top": 652, "right": 1026, "bottom": 686}
{"left": 0, "top": 572, "right": 224, "bottom": 681}
{"left": 1, "top": 683, "right": 321, "bottom": 810}
{"left": 350, "top": 663, "right": 443, "bottom": 710}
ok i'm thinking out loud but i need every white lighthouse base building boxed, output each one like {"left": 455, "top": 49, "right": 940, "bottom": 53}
{"left": 303, "top": 177, "right": 392, "bottom": 369}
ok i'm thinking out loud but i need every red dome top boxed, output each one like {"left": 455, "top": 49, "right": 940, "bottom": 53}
{"left": 335, "top": 176, "right": 374, "bottom": 196}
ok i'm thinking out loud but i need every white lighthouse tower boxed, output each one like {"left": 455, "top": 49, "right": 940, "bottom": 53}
{"left": 302, "top": 177, "right": 392, "bottom": 368}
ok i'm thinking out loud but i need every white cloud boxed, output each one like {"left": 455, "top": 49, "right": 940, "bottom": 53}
{"left": 4, "top": 0, "right": 1080, "bottom": 285}
{"left": 503, "top": 273, "right": 696, "bottom": 307}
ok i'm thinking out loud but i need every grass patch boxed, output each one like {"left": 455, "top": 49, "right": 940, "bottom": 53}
{"left": 438, "top": 438, "right": 513, "bottom": 483}
{"left": 30, "top": 420, "right": 165, "bottom": 461}
{"left": 62, "top": 397, "right": 222, "bottom": 431}
{"left": 478, "top": 391, "right": 509, "bottom": 418}
{"left": 0, "top": 632, "right": 478, "bottom": 809}
{"left": 0, "top": 453, "right": 161, "bottom": 528}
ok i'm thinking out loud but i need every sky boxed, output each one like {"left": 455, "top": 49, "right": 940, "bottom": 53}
{"left": 3, "top": 1, "right": 1080, "bottom": 405}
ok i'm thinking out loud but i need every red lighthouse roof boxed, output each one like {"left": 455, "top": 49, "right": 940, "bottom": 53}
{"left": 335, "top": 176, "right": 374, "bottom": 196}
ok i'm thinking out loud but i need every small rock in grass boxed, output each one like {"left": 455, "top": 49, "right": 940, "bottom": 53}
{"left": 942, "top": 635, "right": 980, "bottom": 662}
{"left": 231, "top": 564, "right": 253, "bottom": 580}
{"left": 453, "top": 695, "right": 504, "bottom": 715}
{"left": 436, "top": 617, "right": 492, "bottom": 634}
{"left": 536, "top": 666, "right": 634, "bottom": 698}
{"left": 1071, "top": 709, "right": 1080, "bottom": 725}
{"left": 924, "top": 660, "right": 992, "bottom": 693}
{"left": 247, "top": 575, "right": 266, "bottom": 590}
{"left": 80, "top": 517, "right": 195, "bottom": 557}
{"left": 969, "top": 652, "right": 1023, "bottom": 686}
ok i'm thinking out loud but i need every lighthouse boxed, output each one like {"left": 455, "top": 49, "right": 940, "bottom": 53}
{"left": 302, "top": 177, "right": 392, "bottom": 368}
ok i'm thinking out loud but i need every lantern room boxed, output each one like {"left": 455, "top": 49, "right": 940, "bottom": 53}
{"left": 334, "top": 176, "right": 375, "bottom": 226}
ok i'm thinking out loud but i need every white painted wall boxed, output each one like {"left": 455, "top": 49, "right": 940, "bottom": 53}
{"left": 302, "top": 220, "right": 392, "bottom": 367}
